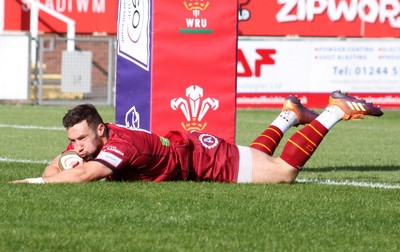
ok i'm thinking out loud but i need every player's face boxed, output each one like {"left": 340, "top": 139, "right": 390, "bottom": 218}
{"left": 66, "top": 120, "right": 104, "bottom": 161}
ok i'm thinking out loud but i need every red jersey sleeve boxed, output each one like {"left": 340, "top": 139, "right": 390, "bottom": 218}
{"left": 93, "top": 124, "right": 181, "bottom": 182}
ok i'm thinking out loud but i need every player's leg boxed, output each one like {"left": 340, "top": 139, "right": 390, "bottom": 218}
{"left": 251, "top": 90, "right": 383, "bottom": 183}
{"left": 249, "top": 96, "right": 319, "bottom": 156}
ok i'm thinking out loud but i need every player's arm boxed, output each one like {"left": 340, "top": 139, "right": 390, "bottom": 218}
{"left": 44, "top": 161, "right": 112, "bottom": 183}
{"left": 42, "top": 154, "right": 62, "bottom": 177}
{"left": 11, "top": 161, "right": 113, "bottom": 184}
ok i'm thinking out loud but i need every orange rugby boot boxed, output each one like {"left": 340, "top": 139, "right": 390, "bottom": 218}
{"left": 328, "top": 90, "right": 384, "bottom": 120}
{"left": 282, "top": 95, "right": 319, "bottom": 126}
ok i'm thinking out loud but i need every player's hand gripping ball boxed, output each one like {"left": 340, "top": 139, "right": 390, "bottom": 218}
{"left": 58, "top": 151, "right": 84, "bottom": 170}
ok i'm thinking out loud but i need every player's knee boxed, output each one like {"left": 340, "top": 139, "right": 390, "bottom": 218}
{"left": 278, "top": 166, "right": 299, "bottom": 183}
{"left": 279, "top": 175, "right": 296, "bottom": 184}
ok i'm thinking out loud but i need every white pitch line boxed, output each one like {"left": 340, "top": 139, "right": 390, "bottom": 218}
{"left": 0, "top": 124, "right": 64, "bottom": 131}
{"left": 1, "top": 155, "right": 399, "bottom": 189}
{"left": 297, "top": 178, "right": 400, "bottom": 189}
{"left": 0, "top": 157, "right": 50, "bottom": 165}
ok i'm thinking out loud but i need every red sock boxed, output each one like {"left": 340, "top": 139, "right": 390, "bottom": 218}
{"left": 280, "top": 120, "right": 329, "bottom": 169}
{"left": 249, "top": 125, "right": 283, "bottom": 156}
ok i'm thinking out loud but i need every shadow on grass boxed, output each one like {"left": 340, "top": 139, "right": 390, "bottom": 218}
{"left": 303, "top": 165, "right": 400, "bottom": 172}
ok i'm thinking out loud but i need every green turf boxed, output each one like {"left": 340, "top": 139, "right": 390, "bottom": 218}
{"left": 0, "top": 105, "right": 399, "bottom": 251}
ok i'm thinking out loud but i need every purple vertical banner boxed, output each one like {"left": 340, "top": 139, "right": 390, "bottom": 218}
{"left": 115, "top": 0, "right": 152, "bottom": 130}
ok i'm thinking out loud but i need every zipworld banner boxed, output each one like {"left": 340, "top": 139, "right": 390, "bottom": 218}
{"left": 239, "top": 0, "right": 400, "bottom": 37}
{"left": 115, "top": 0, "right": 238, "bottom": 143}
{"left": 5, "top": 1, "right": 400, "bottom": 37}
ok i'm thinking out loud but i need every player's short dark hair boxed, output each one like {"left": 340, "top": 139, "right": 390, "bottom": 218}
{"left": 63, "top": 104, "right": 104, "bottom": 129}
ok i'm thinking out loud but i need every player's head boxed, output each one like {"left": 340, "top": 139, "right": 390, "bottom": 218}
{"left": 63, "top": 104, "right": 104, "bottom": 130}
{"left": 63, "top": 104, "right": 106, "bottom": 161}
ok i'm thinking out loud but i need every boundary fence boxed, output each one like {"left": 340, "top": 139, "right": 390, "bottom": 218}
{"left": 32, "top": 35, "right": 115, "bottom": 106}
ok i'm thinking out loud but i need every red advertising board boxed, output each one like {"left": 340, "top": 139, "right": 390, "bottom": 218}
{"left": 237, "top": 93, "right": 400, "bottom": 109}
{"left": 150, "top": 0, "right": 237, "bottom": 142}
{"left": 239, "top": 0, "right": 400, "bottom": 37}
{"left": 5, "top": 1, "right": 400, "bottom": 37}
{"left": 116, "top": 0, "right": 238, "bottom": 143}
{"left": 4, "top": 0, "right": 118, "bottom": 33}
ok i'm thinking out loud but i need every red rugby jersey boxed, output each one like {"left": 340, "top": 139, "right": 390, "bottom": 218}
{"left": 65, "top": 123, "right": 240, "bottom": 182}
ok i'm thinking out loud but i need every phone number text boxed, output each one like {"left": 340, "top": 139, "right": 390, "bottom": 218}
{"left": 333, "top": 66, "right": 400, "bottom": 76}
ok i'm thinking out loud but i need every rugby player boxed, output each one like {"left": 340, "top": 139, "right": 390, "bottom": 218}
{"left": 12, "top": 90, "right": 383, "bottom": 184}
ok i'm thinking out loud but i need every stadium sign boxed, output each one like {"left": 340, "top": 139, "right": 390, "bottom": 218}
{"left": 237, "top": 38, "right": 400, "bottom": 108}
{"left": 4, "top": 0, "right": 117, "bottom": 33}
{"left": 239, "top": 0, "right": 400, "bottom": 37}
{"left": 4, "top": 1, "right": 400, "bottom": 37}
{"left": 115, "top": 0, "right": 238, "bottom": 143}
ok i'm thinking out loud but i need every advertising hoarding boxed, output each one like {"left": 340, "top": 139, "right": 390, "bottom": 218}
{"left": 237, "top": 38, "right": 400, "bottom": 108}
{"left": 116, "top": 0, "right": 238, "bottom": 143}
{"left": 5, "top": 1, "right": 400, "bottom": 38}
{"left": 0, "top": 33, "right": 30, "bottom": 100}
{"left": 239, "top": 0, "right": 400, "bottom": 37}
{"left": 4, "top": 0, "right": 118, "bottom": 33}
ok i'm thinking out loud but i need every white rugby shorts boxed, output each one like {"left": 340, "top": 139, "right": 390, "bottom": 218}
{"left": 237, "top": 146, "right": 253, "bottom": 183}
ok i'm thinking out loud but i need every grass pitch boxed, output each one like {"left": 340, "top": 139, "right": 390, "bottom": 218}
{"left": 0, "top": 105, "right": 399, "bottom": 251}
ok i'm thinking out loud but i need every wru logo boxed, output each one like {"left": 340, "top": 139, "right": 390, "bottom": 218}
{"left": 171, "top": 85, "right": 219, "bottom": 131}
{"left": 183, "top": 0, "right": 210, "bottom": 17}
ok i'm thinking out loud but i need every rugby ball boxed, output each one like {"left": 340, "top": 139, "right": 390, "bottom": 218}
{"left": 58, "top": 151, "right": 84, "bottom": 170}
